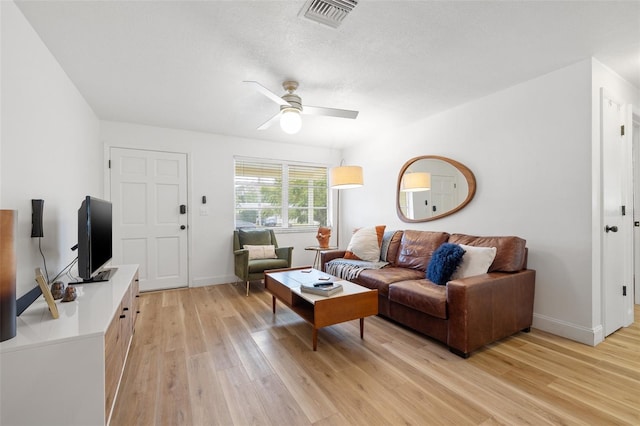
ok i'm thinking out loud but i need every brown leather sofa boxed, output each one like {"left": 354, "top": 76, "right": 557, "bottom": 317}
{"left": 321, "top": 230, "right": 536, "bottom": 358}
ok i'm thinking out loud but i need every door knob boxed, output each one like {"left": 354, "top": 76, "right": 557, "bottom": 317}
{"left": 180, "top": 225, "right": 186, "bottom": 230}
{"left": 605, "top": 225, "right": 618, "bottom": 233}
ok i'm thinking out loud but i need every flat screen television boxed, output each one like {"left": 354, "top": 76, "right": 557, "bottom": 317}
{"left": 76, "top": 196, "right": 114, "bottom": 283}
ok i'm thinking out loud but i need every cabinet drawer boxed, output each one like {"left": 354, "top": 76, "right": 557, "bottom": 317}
{"left": 120, "top": 287, "right": 133, "bottom": 343}
{"left": 105, "top": 312, "right": 124, "bottom": 417}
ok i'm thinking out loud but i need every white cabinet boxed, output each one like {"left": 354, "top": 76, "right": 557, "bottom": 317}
{"left": 0, "top": 265, "right": 139, "bottom": 426}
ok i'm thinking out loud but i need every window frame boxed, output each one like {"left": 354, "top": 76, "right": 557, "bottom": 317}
{"left": 234, "top": 157, "right": 330, "bottom": 232}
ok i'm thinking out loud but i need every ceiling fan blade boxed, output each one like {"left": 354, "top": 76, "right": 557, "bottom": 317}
{"left": 243, "top": 81, "right": 290, "bottom": 107}
{"left": 302, "top": 105, "right": 359, "bottom": 119}
{"left": 257, "top": 111, "right": 281, "bottom": 130}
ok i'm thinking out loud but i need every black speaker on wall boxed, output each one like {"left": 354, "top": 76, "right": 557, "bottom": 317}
{"left": 31, "top": 199, "right": 44, "bottom": 238}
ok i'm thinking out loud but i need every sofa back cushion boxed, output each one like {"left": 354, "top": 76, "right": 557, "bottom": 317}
{"left": 395, "top": 230, "right": 450, "bottom": 271}
{"left": 383, "top": 230, "right": 403, "bottom": 265}
{"left": 344, "top": 225, "right": 386, "bottom": 262}
{"left": 448, "top": 234, "right": 526, "bottom": 272}
{"left": 237, "top": 229, "right": 275, "bottom": 248}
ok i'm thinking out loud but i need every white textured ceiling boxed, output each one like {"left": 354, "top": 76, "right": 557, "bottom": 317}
{"left": 15, "top": 1, "right": 640, "bottom": 149}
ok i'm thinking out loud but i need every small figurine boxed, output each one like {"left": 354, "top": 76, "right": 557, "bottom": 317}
{"left": 316, "top": 226, "right": 332, "bottom": 248}
{"left": 50, "top": 281, "right": 65, "bottom": 300}
{"left": 61, "top": 286, "right": 77, "bottom": 302}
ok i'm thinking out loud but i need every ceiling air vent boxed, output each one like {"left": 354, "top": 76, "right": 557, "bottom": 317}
{"left": 301, "top": 0, "right": 358, "bottom": 28}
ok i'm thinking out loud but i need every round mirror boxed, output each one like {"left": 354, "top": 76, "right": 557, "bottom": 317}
{"left": 396, "top": 156, "right": 476, "bottom": 222}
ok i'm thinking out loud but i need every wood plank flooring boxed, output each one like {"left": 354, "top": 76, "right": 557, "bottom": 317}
{"left": 110, "top": 283, "right": 640, "bottom": 425}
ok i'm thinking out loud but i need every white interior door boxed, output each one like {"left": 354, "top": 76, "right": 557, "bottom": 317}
{"left": 634, "top": 118, "right": 640, "bottom": 305}
{"left": 110, "top": 148, "right": 188, "bottom": 292}
{"left": 602, "top": 91, "right": 633, "bottom": 336}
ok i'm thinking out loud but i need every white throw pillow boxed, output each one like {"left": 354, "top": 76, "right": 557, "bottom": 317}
{"left": 344, "top": 225, "right": 386, "bottom": 262}
{"left": 451, "top": 244, "right": 497, "bottom": 279}
{"left": 244, "top": 245, "right": 277, "bottom": 260}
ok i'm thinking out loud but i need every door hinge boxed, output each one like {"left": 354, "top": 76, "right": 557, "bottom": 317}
{"left": 623, "top": 285, "right": 627, "bottom": 296}
{"left": 108, "top": 160, "right": 111, "bottom": 169}
{"left": 622, "top": 205, "right": 626, "bottom": 216}
{"left": 621, "top": 125, "right": 625, "bottom": 136}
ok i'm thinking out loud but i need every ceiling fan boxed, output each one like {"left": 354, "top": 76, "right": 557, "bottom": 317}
{"left": 244, "top": 80, "right": 359, "bottom": 134}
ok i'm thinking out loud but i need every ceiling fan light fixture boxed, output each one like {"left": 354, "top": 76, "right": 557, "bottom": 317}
{"left": 280, "top": 108, "right": 302, "bottom": 134}
{"left": 245, "top": 79, "right": 359, "bottom": 133}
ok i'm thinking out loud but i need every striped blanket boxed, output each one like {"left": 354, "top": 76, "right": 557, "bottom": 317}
{"left": 325, "top": 259, "right": 389, "bottom": 281}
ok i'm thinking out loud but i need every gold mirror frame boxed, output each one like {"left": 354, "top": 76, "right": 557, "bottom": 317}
{"left": 396, "top": 155, "right": 476, "bottom": 223}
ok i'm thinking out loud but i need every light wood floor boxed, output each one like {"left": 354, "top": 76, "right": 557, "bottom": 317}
{"left": 110, "top": 283, "right": 640, "bottom": 426}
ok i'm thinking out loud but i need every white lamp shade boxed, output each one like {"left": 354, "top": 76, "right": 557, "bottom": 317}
{"left": 331, "top": 165, "right": 364, "bottom": 189}
{"left": 280, "top": 109, "right": 302, "bottom": 134}
{"left": 401, "top": 172, "right": 431, "bottom": 192}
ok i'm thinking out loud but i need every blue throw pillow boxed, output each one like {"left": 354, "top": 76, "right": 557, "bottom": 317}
{"left": 426, "top": 243, "right": 466, "bottom": 285}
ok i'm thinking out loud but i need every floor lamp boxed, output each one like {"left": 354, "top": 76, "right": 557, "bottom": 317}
{"left": 330, "top": 165, "right": 364, "bottom": 248}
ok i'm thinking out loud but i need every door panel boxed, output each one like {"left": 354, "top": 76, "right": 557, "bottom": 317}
{"left": 431, "top": 175, "right": 456, "bottom": 216}
{"left": 156, "top": 184, "right": 179, "bottom": 223}
{"left": 121, "top": 239, "right": 147, "bottom": 280}
{"left": 122, "top": 183, "right": 146, "bottom": 224}
{"left": 111, "top": 148, "right": 188, "bottom": 291}
{"left": 156, "top": 237, "right": 180, "bottom": 277}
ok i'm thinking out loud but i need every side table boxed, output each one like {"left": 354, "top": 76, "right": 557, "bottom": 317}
{"left": 304, "top": 246, "right": 338, "bottom": 270}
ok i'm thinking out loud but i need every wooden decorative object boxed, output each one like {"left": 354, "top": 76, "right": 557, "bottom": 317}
{"left": 0, "top": 210, "right": 18, "bottom": 341}
{"left": 35, "top": 267, "right": 59, "bottom": 319}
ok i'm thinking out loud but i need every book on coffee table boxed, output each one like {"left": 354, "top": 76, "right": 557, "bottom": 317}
{"left": 300, "top": 282, "right": 343, "bottom": 297}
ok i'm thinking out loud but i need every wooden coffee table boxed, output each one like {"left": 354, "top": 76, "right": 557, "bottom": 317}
{"left": 264, "top": 267, "right": 378, "bottom": 351}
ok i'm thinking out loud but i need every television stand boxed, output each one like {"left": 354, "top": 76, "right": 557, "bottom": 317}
{"left": 0, "top": 265, "right": 139, "bottom": 425}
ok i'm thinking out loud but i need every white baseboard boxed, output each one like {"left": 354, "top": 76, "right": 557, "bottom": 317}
{"left": 532, "top": 313, "right": 603, "bottom": 346}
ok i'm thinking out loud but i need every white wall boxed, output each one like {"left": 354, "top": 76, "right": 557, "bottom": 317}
{"left": 1, "top": 1, "right": 102, "bottom": 298}
{"left": 340, "top": 59, "right": 608, "bottom": 344}
{"left": 0, "top": 2, "right": 3, "bottom": 205}
{"left": 100, "top": 121, "right": 340, "bottom": 286}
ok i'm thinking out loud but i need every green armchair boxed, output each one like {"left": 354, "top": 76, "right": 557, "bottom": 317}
{"left": 233, "top": 228, "right": 293, "bottom": 296}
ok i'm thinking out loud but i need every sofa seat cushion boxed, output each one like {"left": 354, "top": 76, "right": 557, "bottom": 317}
{"left": 247, "top": 258, "right": 290, "bottom": 273}
{"left": 356, "top": 267, "right": 425, "bottom": 296}
{"left": 388, "top": 279, "right": 447, "bottom": 320}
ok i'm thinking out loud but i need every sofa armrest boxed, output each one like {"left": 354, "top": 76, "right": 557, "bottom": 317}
{"left": 275, "top": 246, "right": 293, "bottom": 266}
{"left": 446, "top": 269, "right": 536, "bottom": 357}
{"left": 234, "top": 249, "right": 249, "bottom": 280}
{"left": 320, "top": 250, "right": 347, "bottom": 272}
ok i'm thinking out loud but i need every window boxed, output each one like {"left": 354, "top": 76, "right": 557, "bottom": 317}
{"left": 234, "top": 158, "right": 328, "bottom": 230}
